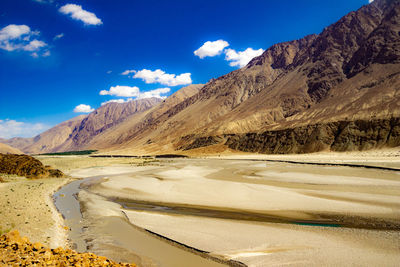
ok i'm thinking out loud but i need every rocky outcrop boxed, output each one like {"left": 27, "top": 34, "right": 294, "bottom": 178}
{"left": 180, "top": 118, "right": 400, "bottom": 154}
{"left": 0, "top": 154, "right": 63, "bottom": 178}
{"left": 0, "top": 230, "right": 135, "bottom": 266}
{"left": 224, "top": 118, "right": 400, "bottom": 154}
{"left": 179, "top": 136, "right": 224, "bottom": 151}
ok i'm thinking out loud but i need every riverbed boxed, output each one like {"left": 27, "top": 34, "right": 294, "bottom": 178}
{"left": 54, "top": 158, "right": 400, "bottom": 266}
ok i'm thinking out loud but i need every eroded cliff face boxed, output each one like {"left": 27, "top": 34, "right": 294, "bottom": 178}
{"left": 225, "top": 118, "right": 400, "bottom": 154}
{"left": 181, "top": 118, "right": 400, "bottom": 154}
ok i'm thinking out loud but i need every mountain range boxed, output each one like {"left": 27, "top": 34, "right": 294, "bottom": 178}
{"left": 2, "top": 0, "right": 400, "bottom": 155}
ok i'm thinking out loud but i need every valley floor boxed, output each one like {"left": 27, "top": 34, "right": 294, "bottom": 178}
{"left": 57, "top": 150, "right": 400, "bottom": 267}
{"left": 2, "top": 150, "right": 400, "bottom": 266}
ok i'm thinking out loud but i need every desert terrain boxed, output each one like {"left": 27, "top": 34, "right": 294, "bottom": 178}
{"left": 23, "top": 150, "right": 398, "bottom": 267}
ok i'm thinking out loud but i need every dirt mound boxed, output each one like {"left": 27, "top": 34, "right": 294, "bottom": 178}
{"left": 0, "top": 154, "right": 64, "bottom": 179}
{"left": 0, "top": 230, "right": 135, "bottom": 266}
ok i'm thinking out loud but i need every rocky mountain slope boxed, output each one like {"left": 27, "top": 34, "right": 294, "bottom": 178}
{"left": 105, "top": 0, "right": 400, "bottom": 154}
{"left": 5, "top": 0, "right": 400, "bottom": 155}
{"left": 53, "top": 97, "right": 162, "bottom": 152}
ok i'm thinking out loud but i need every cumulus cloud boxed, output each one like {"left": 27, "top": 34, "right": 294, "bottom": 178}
{"left": 137, "top": 87, "right": 170, "bottom": 99}
{"left": 369, "top": 0, "right": 374, "bottom": 3}
{"left": 53, "top": 33, "right": 64, "bottom": 40}
{"left": 194, "top": 40, "right": 229, "bottom": 59}
{"left": 23, "top": 39, "right": 47, "bottom": 51}
{"left": 224, "top": 48, "right": 264, "bottom": 68}
{"left": 0, "top": 24, "right": 49, "bottom": 57}
{"left": 0, "top": 119, "right": 50, "bottom": 139}
{"left": 73, "top": 104, "right": 94, "bottom": 113}
{"left": 100, "top": 85, "right": 171, "bottom": 100}
{"left": 59, "top": 4, "right": 102, "bottom": 26}
{"left": 133, "top": 69, "right": 192, "bottom": 86}
{"left": 100, "top": 85, "right": 140, "bottom": 97}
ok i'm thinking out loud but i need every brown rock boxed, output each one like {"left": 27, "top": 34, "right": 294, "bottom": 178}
{"left": 0, "top": 230, "right": 136, "bottom": 266}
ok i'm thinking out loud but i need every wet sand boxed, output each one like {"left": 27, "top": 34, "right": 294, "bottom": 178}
{"left": 55, "top": 173, "right": 229, "bottom": 267}
{"left": 78, "top": 158, "right": 400, "bottom": 266}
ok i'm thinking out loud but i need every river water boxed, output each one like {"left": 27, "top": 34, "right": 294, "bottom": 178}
{"left": 54, "top": 174, "right": 230, "bottom": 267}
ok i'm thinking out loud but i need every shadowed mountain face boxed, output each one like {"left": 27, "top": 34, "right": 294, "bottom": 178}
{"left": 6, "top": 0, "right": 400, "bottom": 154}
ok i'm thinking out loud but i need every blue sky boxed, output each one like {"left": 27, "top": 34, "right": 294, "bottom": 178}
{"left": 0, "top": 0, "right": 372, "bottom": 138}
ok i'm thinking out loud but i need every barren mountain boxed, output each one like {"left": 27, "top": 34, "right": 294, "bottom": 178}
{"left": 1, "top": 116, "right": 86, "bottom": 154}
{"left": 6, "top": 0, "right": 399, "bottom": 155}
{"left": 103, "top": 0, "right": 400, "bottom": 154}
{"left": 78, "top": 84, "right": 204, "bottom": 152}
{"left": 52, "top": 97, "right": 162, "bottom": 152}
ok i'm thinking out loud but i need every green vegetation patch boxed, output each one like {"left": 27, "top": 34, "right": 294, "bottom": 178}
{"left": 39, "top": 150, "right": 98, "bottom": 156}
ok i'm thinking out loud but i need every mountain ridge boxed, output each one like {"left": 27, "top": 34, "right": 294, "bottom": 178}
{"left": 5, "top": 0, "right": 400, "bottom": 155}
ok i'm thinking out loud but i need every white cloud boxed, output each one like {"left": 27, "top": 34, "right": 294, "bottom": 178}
{"left": 121, "top": 69, "right": 135, "bottom": 75}
{"left": 137, "top": 87, "right": 170, "bottom": 99}
{"left": 0, "top": 24, "right": 30, "bottom": 42}
{"left": 100, "top": 85, "right": 140, "bottom": 97}
{"left": 73, "top": 104, "right": 94, "bottom": 113}
{"left": 0, "top": 119, "right": 50, "bottom": 139}
{"left": 100, "top": 85, "right": 171, "bottom": 100}
{"left": 107, "top": 70, "right": 112, "bottom": 74}
{"left": 53, "top": 33, "right": 64, "bottom": 40}
{"left": 0, "top": 24, "right": 49, "bottom": 56}
{"left": 23, "top": 39, "right": 47, "bottom": 51}
{"left": 59, "top": 4, "right": 102, "bottom": 26}
{"left": 194, "top": 40, "right": 229, "bottom": 59}
{"left": 224, "top": 47, "right": 264, "bottom": 68}
{"left": 133, "top": 69, "right": 192, "bottom": 86}
{"left": 369, "top": 0, "right": 374, "bottom": 3}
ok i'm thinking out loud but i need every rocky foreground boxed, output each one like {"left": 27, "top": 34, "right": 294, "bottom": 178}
{"left": 0, "top": 230, "right": 136, "bottom": 266}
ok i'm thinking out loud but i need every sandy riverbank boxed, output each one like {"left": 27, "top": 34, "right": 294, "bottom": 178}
{"left": 0, "top": 155, "right": 142, "bottom": 248}
{"left": 80, "top": 156, "right": 400, "bottom": 266}
{"left": 0, "top": 175, "right": 72, "bottom": 248}
{"left": 205, "top": 148, "right": 400, "bottom": 169}
{"left": 5, "top": 152, "right": 398, "bottom": 266}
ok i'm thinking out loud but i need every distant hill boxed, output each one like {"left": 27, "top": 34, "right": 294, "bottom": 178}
{"left": 0, "top": 143, "right": 23, "bottom": 154}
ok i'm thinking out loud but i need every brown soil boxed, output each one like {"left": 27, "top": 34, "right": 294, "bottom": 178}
{"left": 0, "top": 230, "right": 136, "bottom": 266}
